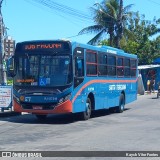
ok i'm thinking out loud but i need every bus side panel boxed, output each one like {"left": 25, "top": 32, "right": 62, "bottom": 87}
{"left": 95, "top": 82, "right": 120, "bottom": 110}
{"left": 88, "top": 83, "right": 105, "bottom": 110}
{"left": 95, "top": 83, "right": 106, "bottom": 109}
{"left": 125, "top": 82, "right": 137, "bottom": 104}
{"left": 72, "top": 95, "right": 86, "bottom": 113}
{"left": 106, "top": 90, "right": 117, "bottom": 108}
{"left": 71, "top": 79, "right": 137, "bottom": 112}
{"left": 72, "top": 84, "right": 87, "bottom": 113}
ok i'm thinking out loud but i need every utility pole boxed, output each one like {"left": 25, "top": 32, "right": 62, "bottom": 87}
{"left": 0, "top": 0, "right": 7, "bottom": 85}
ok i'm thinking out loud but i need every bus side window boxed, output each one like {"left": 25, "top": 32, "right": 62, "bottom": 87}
{"left": 108, "top": 55, "right": 116, "bottom": 76}
{"left": 131, "top": 59, "right": 137, "bottom": 77}
{"left": 75, "top": 58, "right": 84, "bottom": 77}
{"left": 124, "top": 58, "right": 130, "bottom": 77}
{"left": 73, "top": 47, "right": 85, "bottom": 88}
{"left": 117, "top": 57, "right": 124, "bottom": 77}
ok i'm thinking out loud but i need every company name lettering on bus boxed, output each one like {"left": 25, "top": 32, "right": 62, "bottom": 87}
{"left": 107, "top": 49, "right": 117, "bottom": 54}
{"left": 25, "top": 97, "right": 31, "bottom": 102}
{"left": 88, "top": 87, "right": 94, "bottom": 91}
{"left": 17, "top": 79, "right": 34, "bottom": 83}
{"left": 25, "top": 44, "right": 62, "bottom": 50}
{"left": 109, "top": 84, "right": 126, "bottom": 91}
{"left": 44, "top": 97, "right": 57, "bottom": 101}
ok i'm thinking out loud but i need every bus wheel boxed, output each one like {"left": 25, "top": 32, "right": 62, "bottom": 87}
{"left": 116, "top": 94, "right": 125, "bottom": 113}
{"left": 35, "top": 115, "right": 47, "bottom": 121}
{"left": 109, "top": 107, "right": 116, "bottom": 113}
{"left": 80, "top": 98, "right": 92, "bottom": 120}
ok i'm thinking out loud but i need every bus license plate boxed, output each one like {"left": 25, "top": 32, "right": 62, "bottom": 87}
{"left": 33, "top": 106, "right": 43, "bottom": 110}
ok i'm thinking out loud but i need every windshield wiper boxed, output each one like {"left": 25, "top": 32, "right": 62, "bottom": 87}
{"left": 18, "top": 89, "right": 61, "bottom": 95}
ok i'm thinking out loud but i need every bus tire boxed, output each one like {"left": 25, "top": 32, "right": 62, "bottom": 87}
{"left": 35, "top": 115, "right": 47, "bottom": 121}
{"left": 109, "top": 107, "right": 116, "bottom": 113}
{"left": 80, "top": 98, "right": 92, "bottom": 120}
{"left": 116, "top": 94, "right": 125, "bottom": 113}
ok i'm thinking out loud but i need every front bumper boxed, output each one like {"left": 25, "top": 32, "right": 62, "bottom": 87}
{"left": 13, "top": 99, "right": 72, "bottom": 114}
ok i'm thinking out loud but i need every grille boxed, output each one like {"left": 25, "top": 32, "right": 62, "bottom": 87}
{"left": 21, "top": 103, "right": 57, "bottom": 110}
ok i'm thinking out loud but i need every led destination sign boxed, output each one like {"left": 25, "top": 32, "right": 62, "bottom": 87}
{"left": 15, "top": 41, "right": 70, "bottom": 53}
{"left": 25, "top": 43, "right": 62, "bottom": 50}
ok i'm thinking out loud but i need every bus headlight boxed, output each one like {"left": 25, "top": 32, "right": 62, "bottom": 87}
{"left": 59, "top": 98, "right": 64, "bottom": 103}
{"left": 58, "top": 94, "right": 71, "bottom": 104}
{"left": 64, "top": 94, "right": 71, "bottom": 101}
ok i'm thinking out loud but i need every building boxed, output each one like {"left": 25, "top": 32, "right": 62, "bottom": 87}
{"left": 138, "top": 64, "right": 160, "bottom": 91}
{"left": 4, "top": 36, "right": 15, "bottom": 59}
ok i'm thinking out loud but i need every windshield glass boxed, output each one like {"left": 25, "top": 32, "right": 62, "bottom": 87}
{"left": 14, "top": 54, "right": 72, "bottom": 87}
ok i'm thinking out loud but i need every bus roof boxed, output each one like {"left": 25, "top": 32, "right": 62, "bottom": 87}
{"left": 15, "top": 39, "right": 137, "bottom": 59}
{"left": 71, "top": 41, "right": 137, "bottom": 59}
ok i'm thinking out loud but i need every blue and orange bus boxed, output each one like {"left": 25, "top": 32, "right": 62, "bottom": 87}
{"left": 7, "top": 40, "right": 138, "bottom": 120}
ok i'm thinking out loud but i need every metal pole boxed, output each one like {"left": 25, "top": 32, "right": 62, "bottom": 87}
{"left": 0, "top": 0, "right": 6, "bottom": 85}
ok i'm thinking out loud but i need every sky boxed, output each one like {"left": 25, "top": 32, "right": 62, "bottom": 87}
{"left": 2, "top": 0, "right": 160, "bottom": 44}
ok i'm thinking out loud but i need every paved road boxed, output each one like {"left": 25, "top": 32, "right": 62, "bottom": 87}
{"left": 0, "top": 93, "right": 160, "bottom": 160}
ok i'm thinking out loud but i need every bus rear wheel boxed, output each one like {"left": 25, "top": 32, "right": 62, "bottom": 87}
{"left": 116, "top": 94, "right": 125, "bottom": 113}
{"left": 80, "top": 98, "right": 92, "bottom": 120}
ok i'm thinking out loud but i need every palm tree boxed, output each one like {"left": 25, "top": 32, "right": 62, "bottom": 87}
{"left": 79, "top": 0, "right": 134, "bottom": 48}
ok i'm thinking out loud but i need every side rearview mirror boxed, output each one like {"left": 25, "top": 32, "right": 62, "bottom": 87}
{"left": 7, "top": 56, "right": 16, "bottom": 77}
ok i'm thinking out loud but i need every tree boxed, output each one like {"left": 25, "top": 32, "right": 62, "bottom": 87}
{"left": 116, "top": 0, "right": 123, "bottom": 48}
{"left": 127, "top": 14, "right": 160, "bottom": 64}
{"left": 99, "top": 11, "right": 160, "bottom": 65}
{"left": 79, "top": 0, "right": 134, "bottom": 48}
{"left": 133, "top": 16, "right": 159, "bottom": 65}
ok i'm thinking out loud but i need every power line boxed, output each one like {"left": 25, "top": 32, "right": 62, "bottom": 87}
{"left": 24, "top": 0, "right": 85, "bottom": 26}
{"left": 65, "top": 31, "right": 92, "bottom": 39}
{"left": 147, "top": 0, "right": 160, "bottom": 6}
{"left": 65, "top": 34, "right": 84, "bottom": 39}
{"left": 23, "top": 0, "right": 94, "bottom": 42}
{"left": 25, "top": 0, "right": 93, "bottom": 23}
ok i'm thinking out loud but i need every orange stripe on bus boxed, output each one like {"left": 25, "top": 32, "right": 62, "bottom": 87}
{"left": 71, "top": 78, "right": 138, "bottom": 103}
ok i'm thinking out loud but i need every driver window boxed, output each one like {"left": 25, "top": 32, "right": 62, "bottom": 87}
{"left": 74, "top": 47, "right": 84, "bottom": 88}
{"left": 75, "top": 58, "right": 84, "bottom": 77}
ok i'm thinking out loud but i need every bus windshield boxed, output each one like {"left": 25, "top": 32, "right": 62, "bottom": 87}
{"left": 14, "top": 54, "right": 72, "bottom": 87}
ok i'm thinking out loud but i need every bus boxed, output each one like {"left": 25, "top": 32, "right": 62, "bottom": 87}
{"left": 7, "top": 40, "right": 138, "bottom": 120}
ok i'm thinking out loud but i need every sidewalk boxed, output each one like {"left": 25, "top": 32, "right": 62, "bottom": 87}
{"left": 0, "top": 107, "right": 21, "bottom": 118}
{"left": 145, "top": 90, "right": 158, "bottom": 94}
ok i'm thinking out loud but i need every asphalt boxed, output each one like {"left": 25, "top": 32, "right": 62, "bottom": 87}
{"left": 0, "top": 91, "right": 158, "bottom": 118}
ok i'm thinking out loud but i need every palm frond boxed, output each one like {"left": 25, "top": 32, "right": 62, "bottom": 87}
{"left": 105, "top": 2, "right": 117, "bottom": 20}
{"left": 123, "top": 4, "right": 134, "bottom": 13}
{"left": 91, "top": 4, "right": 115, "bottom": 22}
{"left": 78, "top": 25, "right": 104, "bottom": 35}
{"left": 156, "top": 18, "right": 160, "bottom": 24}
{"left": 150, "top": 28, "right": 160, "bottom": 37}
{"left": 123, "top": 28, "right": 136, "bottom": 40}
{"left": 87, "top": 29, "right": 106, "bottom": 45}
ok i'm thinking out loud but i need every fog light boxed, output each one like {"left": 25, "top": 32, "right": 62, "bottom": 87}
{"left": 20, "top": 96, "right": 25, "bottom": 101}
